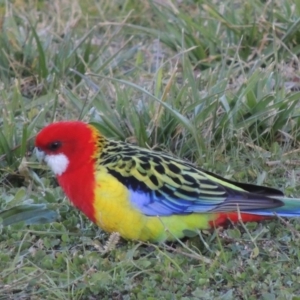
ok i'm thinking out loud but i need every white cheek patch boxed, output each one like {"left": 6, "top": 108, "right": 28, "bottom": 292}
{"left": 44, "top": 154, "right": 69, "bottom": 176}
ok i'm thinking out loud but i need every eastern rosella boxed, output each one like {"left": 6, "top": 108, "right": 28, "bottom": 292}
{"left": 35, "top": 121, "right": 300, "bottom": 242}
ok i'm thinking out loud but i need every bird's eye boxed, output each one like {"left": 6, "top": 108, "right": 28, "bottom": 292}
{"left": 48, "top": 141, "right": 62, "bottom": 151}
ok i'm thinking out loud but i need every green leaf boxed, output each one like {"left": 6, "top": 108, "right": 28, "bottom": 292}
{"left": 0, "top": 204, "right": 58, "bottom": 226}
{"left": 30, "top": 24, "right": 48, "bottom": 79}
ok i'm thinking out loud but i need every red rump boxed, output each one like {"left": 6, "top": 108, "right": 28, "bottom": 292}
{"left": 210, "top": 212, "right": 272, "bottom": 227}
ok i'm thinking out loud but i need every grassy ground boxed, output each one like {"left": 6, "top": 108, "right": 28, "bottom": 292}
{"left": 1, "top": 0, "right": 300, "bottom": 298}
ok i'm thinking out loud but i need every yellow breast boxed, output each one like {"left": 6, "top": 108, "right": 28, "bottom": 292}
{"left": 93, "top": 167, "right": 147, "bottom": 240}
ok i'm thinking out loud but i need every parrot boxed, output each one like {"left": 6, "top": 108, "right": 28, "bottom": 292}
{"left": 35, "top": 121, "right": 300, "bottom": 242}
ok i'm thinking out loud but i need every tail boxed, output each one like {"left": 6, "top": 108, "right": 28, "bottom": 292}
{"left": 250, "top": 197, "right": 300, "bottom": 217}
{"left": 211, "top": 197, "right": 300, "bottom": 228}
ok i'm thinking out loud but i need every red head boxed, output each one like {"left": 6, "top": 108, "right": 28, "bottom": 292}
{"left": 35, "top": 121, "right": 101, "bottom": 222}
{"left": 35, "top": 121, "right": 99, "bottom": 177}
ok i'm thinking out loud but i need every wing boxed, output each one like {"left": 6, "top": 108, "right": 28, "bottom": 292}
{"left": 99, "top": 140, "right": 283, "bottom": 216}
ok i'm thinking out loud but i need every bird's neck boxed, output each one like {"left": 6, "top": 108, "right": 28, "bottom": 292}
{"left": 57, "top": 160, "right": 97, "bottom": 223}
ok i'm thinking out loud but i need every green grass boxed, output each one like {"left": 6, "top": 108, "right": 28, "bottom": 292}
{"left": 1, "top": 0, "right": 300, "bottom": 298}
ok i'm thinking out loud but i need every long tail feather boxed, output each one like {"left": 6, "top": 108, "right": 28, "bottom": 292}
{"left": 249, "top": 197, "right": 300, "bottom": 217}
